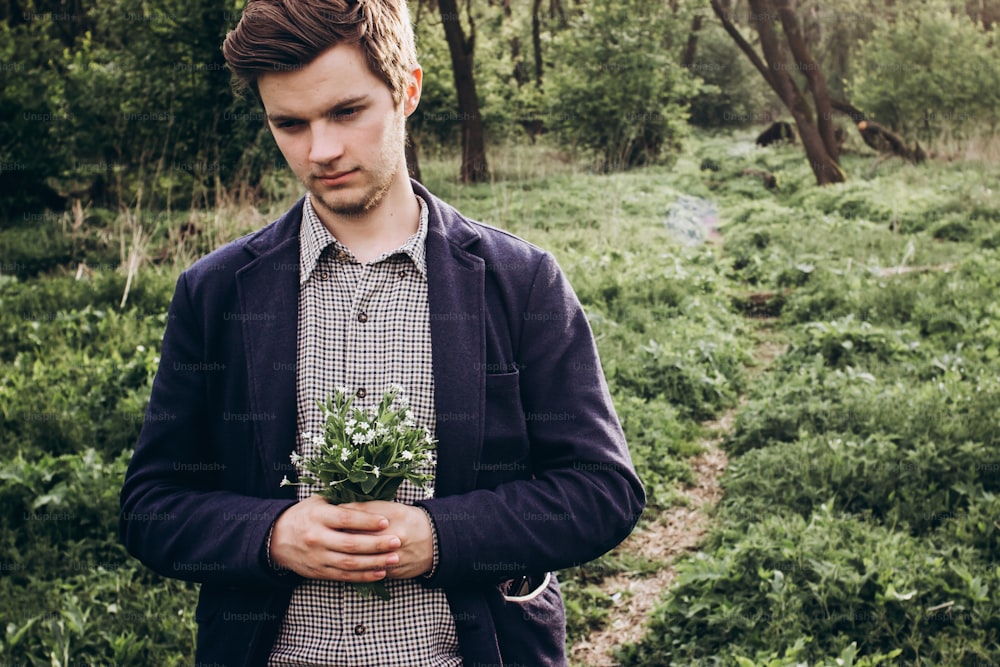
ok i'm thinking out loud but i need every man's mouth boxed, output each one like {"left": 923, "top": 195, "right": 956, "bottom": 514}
{"left": 315, "top": 169, "right": 358, "bottom": 186}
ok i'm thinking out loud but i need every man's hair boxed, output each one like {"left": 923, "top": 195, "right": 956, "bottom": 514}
{"left": 222, "top": 0, "right": 417, "bottom": 105}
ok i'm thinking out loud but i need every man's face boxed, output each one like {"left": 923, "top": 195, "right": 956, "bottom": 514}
{"left": 257, "top": 43, "right": 421, "bottom": 222}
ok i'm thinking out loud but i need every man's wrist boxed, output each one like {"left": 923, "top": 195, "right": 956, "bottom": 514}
{"left": 263, "top": 521, "right": 291, "bottom": 575}
{"left": 417, "top": 506, "right": 439, "bottom": 579}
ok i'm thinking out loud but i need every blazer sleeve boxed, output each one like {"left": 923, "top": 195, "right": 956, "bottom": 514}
{"left": 418, "top": 251, "right": 645, "bottom": 587}
{"left": 119, "top": 271, "right": 298, "bottom": 587}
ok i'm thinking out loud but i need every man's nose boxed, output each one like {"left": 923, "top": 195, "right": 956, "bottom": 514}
{"left": 309, "top": 121, "right": 346, "bottom": 164}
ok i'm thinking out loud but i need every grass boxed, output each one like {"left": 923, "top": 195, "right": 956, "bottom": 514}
{"left": 2, "top": 128, "right": 999, "bottom": 665}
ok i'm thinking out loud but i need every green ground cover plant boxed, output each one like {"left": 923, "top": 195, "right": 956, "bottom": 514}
{"left": 2, "top": 132, "right": 998, "bottom": 664}
{"left": 619, "top": 134, "right": 1000, "bottom": 665}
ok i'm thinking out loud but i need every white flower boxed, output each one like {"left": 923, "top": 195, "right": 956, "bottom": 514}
{"left": 301, "top": 431, "right": 312, "bottom": 441}
{"left": 341, "top": 448, "right": 351, "bottom": 462}
{"left": 312, "top": 434, "right": 325, "bottom": 447}
{"left": 423, "top": 429, "right": 434, "bottom": 445}
{"left": 356, "top": 421, "right": 369, "bottom": 431}
{"left": 387, "top": 383, "right": 404, "bottom": 394}
{"left": 396, "top": 424, "right": 408, "bottom": 435}
{"left": 424, "top": 485, "right": 435, "bottom": 499}
{"left": 375, "top": 424, "right": 389, "bottom": 437}
{"left": 352, "top": 432, "right": 366, "bottom": 445}
{"left": 364, "top": 431, "right": 376, "bottom": 444}
{"left": 372, "top": 466, "right": 380, "bottom": 478}
{"left": 336, "top": 385, "right": 351, "bottom": 396}
{"left": 400, "top": 450, "right": 414, "bottom": 461}
{"left": 290, "top": 451, "right": 302, "bottom": 464}
{"left": 279, "top": 475, "right": 291, "bottom": 487}
{"left": 136, "top": 345, "right": 146, "bottom": 352}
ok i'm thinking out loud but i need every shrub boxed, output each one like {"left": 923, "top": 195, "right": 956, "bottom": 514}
{"left": 616, "top": 506, "right": 1000, "bottom": 665}
{"left": 545, "top": 0, "right": 696, "bottom": 170}
{"left": 686, "top": 24, "right": 778, "bottom": 129}
{"left": 0, "top": 449, "right": 199, "bottom": 666}
{"left": 722, "top": 434, "right": 999, "bottom": 537}
{"left": 849, "top": 2, "right": 1000, "bottom": 144}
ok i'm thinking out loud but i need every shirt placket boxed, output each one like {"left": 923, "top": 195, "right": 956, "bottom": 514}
{"left": 340, "top": 257, "right": 388, "bottom": 639}
{"left": 342, "top": 260, "right": 380, "bottom": 411}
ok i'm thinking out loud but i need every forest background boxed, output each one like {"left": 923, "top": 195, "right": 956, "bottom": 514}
{"left": 2, "top": 0, "right": 1000, "bottom": 665}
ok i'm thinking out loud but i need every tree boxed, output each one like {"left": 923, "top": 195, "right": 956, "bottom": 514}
{"left": 437, "top": 0, "right": 490, "bottom": 182}
{"left": 710, "top": 0, "right": 846, "bottom": 185}
{"left": 0, "top": 0, "right": 276, "bottom": 214}
{"left": 547, "top": 0, "right": 696, "bottom": 171}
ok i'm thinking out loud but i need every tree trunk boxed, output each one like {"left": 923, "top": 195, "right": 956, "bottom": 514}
{"left": 405, "top": 133, "right": 422, "bottom": 182}
{"left": 532, "top": 0, "right": 544, "bottom": 89}
{"left": 711, "top": 0, "right": 845, "bottom": 185}
{"left": 680, "top": 14, "right": 703, "bottom": 69}
{"left": 438, "top": 0, "right": 490, "bottom": 183}
{"left": 775, "top": 0, "right": 839, "bottom": 163}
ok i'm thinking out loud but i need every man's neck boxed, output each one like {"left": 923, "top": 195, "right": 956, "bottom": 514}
{"left": 317, "top": 176, "right": 419, "bottom": 263}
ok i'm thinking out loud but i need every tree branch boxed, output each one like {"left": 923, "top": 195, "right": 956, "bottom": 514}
{"left": 708, "top": 0, "right": 777, "bottom": 94}
{"left": 774, "top": 0, "right": 838, "bottom": 161}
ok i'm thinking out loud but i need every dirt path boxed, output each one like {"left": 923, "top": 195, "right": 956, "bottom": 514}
{"left": 569, "top": 328, "right": 786, "bottom": 666}
{"left": 568, "top": 415, "right": 731, "bottom": 667}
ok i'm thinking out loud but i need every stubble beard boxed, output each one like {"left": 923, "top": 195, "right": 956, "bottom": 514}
{"left": 308, "top": 114, "right": 408, "bottom": 221}
{"left": 309, "top": 168, "right": 394, "bottom": 220}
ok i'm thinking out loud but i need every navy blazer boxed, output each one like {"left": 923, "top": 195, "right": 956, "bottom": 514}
{"left": 120, "top": 181, "right": 645, "bottom": 667}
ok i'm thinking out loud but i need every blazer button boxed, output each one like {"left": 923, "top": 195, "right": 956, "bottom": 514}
{"left": 353, "top": 623, "right": 366, "bottom": 636}
{"left": 356, "top": 387, "right": 367, "bottom": 399}
{"left": 357, "top": 311, "right": 368, "bottom": 323}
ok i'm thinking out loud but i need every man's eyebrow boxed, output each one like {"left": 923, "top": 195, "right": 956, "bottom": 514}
{"left": 266, "top": 95, "right": 370, "bottom": 123}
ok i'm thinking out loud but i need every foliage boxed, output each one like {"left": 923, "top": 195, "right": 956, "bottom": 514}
{"left": 0, "top": 0, "right": 280, "bottom": 215}
{"left": 545, "top": 0, "right": 697, "bottom": 170}
{"left": 0, "top": 447, "right": 200, "bottom": 666}
{"left": 288, "top": 386, "right": 437, "bottom": 504}
{"left": 686, "top": 22, "right": 778, "bottom": 128}
{"left": 3, "top": 132, "right": 1000, "bottom": 664}
{"left": 617, "top": 505, "right": 999, "bottom": 666}
{"left": 619, "top": 127, "right": 1000, "bottom": 665}
{"left": 850, "top": 1, "right": 1000, "bottom": 143}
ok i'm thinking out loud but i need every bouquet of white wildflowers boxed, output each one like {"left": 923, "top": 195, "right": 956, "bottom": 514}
{"left": 281, "top": 385, "right": 436, "bottom": 599}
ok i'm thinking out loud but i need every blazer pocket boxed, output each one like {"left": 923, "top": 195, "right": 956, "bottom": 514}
{"left": 480, "top": 370, "right": 530, "bottom": 485}
{"left": 489, "top": 572, "right": 567, "bottom": 666}
{"left": 500, "top": 571, "right": 552, "bottom": 603}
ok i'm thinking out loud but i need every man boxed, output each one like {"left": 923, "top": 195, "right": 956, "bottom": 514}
{"left": 119, "top": 1, "right": 644, "bottom": 665}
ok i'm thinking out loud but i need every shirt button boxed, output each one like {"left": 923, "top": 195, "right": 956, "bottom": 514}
{"left": 336, "top": 250, "right": 349, "bottom": 261}
{"left": 357, "top": 311, "right": 368, "bottom": 323}
{"left": 356, "top": 387, "right": 367, "bottom": 399}
{"left": 353, "top": 623, "right": 366, "bottom": 636}
{"left": 318, "top": 271, "right": 329, "bottom": 281}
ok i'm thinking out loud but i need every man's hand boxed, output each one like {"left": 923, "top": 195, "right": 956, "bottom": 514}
{"left": 268, "top": 495, "right": 401, "bottom": 581}
{"left": 346, "top": 500, "right": 435, "bottom": 579}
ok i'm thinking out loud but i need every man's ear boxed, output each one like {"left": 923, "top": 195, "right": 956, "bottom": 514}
{"left": 403, "top": 65, "right": 423, "bottom": 117}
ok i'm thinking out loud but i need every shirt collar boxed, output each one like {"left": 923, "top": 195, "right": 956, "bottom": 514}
{"left": 298, "top": 193, "right": 429, "bottom": 284}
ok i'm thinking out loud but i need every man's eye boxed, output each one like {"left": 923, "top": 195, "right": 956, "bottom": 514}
{"left": 336, "top": 108, "right": 359, "bottom": 119}
{"left": 276, "top": 120, "right": 302, "bottom": 130}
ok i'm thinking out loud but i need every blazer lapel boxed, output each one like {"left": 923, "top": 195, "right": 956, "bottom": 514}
{"left": 235, "top": 207, "right": 303, "bottom": 498}
{"left": 422, "top": 188, "right": 486, "bottom": 498}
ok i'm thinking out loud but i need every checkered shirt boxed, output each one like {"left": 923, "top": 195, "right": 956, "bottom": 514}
{"left": 268, "top": 195, "right": 461, "bottom": 666}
